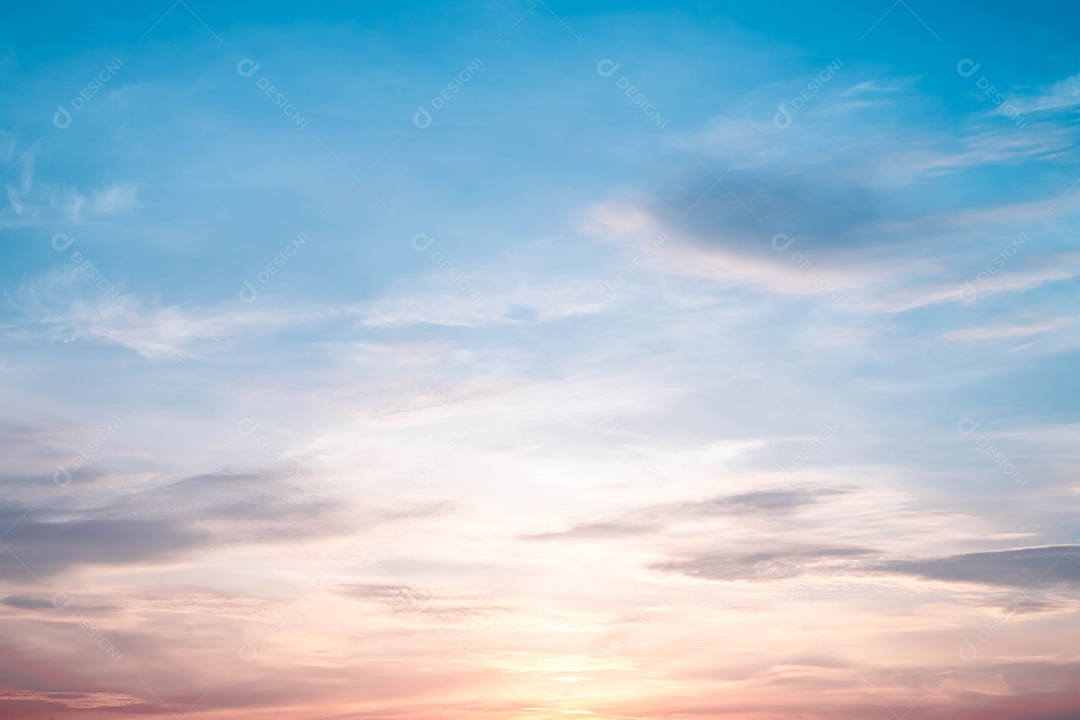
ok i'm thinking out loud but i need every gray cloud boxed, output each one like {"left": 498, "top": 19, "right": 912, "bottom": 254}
{"left": 1, "top": 595, "right": 56, "bottom": 609}
{"left": 651, "top": 547, "right": 875, "bottom": 582}
{"left": 522, "top": 487, "right": 848, "bottom": 541}
{"left": 339, "top": 583, "right": 503, "bottom": 624}
{"left": 0, "top": 513, "right": 205, "bottom": 580}
{"left": 880, "top": 545, "right": 1080, "bottom": 587}
{"left": 660, "top": 167, "right": 886, "bottom": 255}
{"left": 341, "top": 583, "right": 417, "bottom": 600}
{"left": 381, "top": 500, "right": 454, "bottom": 522}
{"left": 652, "top": 543, "right": 1080, "bottom": 587}
{"left": 706, "top": 488, "right": 848, "bottom": 511}
{"left": 0, "top": 468, "right": 352, "bottom": 581}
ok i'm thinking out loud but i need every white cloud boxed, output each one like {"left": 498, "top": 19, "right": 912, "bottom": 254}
{"left": 62, "top": 296, "right": 295, "bottom": 357}
{"left": 7, "top": 270, "right": 316, "bottom": 358}
{"left": 91, "top": 182, "right": 139, "bottom": 214}
{"left": 879, "top": 257, "right": 1080, "bottom": 313}
{"left": 60, "top": 183, "right": 139, "bottom": 222}
{"left": 939, "top": 318, "right": 1071, "bottom": 342}
{"left": 1011, "top": 71, "right": 1080, "bottom": 114}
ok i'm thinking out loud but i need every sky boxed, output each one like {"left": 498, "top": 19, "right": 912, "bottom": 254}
{"left": 1, "top": 1, "right": 1080, "bottom": 718}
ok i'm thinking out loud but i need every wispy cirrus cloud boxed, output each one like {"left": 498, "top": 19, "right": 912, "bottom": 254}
{"left": 522, "top": 488, "right": 850, "bottom": 541}
{"left": 6, "top": 272, "right": 327, "bottom": 357}
{"left": 650, "top": 546, "right": 876, "bottom": 582}
{"left": 1009, "top": 71, "right": 1080, "bottom": 114}
{"left": 939, "top": 318, "right": 1071, "bottom": 342}
{"left": 63, "top": 182, "right": 140, "bottom": 222}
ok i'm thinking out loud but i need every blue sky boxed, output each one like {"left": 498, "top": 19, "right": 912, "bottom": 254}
{"left": 2, "top": 2, "right": 1080, "bottom": 719}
